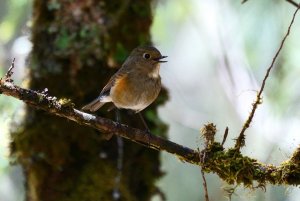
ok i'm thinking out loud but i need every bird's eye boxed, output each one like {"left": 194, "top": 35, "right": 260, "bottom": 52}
{"left": 143, "top": 53, "right": 151, "bottom": 59}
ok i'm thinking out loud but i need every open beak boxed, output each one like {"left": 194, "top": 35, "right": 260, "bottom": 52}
{"left": 154, "top": 56, "right": 168, "bottom": 63}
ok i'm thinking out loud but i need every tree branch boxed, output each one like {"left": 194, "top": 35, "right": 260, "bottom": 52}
{"left": 286, "top": 0, "right": 300, "bottom": 7}
{"left": 0, "top": 72, "right": 200, "bottom": 164}
{"left": 242, "top": 0, "right": 300, "bottom": 7}
{"left": 235, "top": 5, "right": 300, "bottom": 150}
{"left": 201, "top": 169, "right": 210, "bottom": 201}
{"left": 1, "top": 65, "right": 300, "bottom": 187}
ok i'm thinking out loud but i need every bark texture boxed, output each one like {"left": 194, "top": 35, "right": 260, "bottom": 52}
{"left": 10, "top": 1, "right": 168, "bottom": 201}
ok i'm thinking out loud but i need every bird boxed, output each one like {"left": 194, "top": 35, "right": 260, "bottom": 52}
{"left": 82, "top": 46, "right": 167, "bottom": 115}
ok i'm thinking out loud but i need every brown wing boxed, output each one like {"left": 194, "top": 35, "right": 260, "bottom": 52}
{"left": 99, "top": 68, "right": 129, "bottom": 97}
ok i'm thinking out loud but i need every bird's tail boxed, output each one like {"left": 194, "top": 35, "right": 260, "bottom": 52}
{"left": 82, "top": 97, "right": 105, "bottom": 112}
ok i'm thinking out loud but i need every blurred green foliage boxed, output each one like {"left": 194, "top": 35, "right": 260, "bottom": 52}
{"left": 0, "top": 0, "right": 31, "bottom": 44}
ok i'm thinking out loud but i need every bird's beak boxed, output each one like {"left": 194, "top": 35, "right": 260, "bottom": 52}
{"left": 154, "top": 56, "right": 168, "bottom": 63}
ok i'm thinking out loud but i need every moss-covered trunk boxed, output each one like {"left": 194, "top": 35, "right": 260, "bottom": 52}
{"left": 11, "top": 1, "right": 168, "bottom": 201}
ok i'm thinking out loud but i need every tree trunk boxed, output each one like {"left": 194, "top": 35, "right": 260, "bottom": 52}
{"left": 10, "top": 1, "right": 168, "bottom": 201}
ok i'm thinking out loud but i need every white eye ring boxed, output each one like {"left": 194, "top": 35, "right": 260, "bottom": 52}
{"left": 143, "top": 53, "right": 151, "bottom": 59}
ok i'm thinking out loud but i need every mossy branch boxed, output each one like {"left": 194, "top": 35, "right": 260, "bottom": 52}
{"left": 1, "top": 65, "right": 300, "bottom": 187}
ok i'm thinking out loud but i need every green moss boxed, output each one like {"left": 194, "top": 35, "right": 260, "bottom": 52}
{"left": 280, "top": 159, "right": 300, "bottom": 185}
{"left": 54, "top": 29, "right": 73, "bottom": 50}
{"left": 66, "top": 162, "right": 132, "bottom": 201}
{"left": 199, "top": 139, "right": 300, "bottom": 187}
{"left": 79, "top": 26, "right": 89, "bottom": 39}
{"left": 47, "top": 0, "right": 61, "bottom": 11}
{"left": 201, "top": 123, "right": 217, "bottom": 144}
{"left": 201, "top": 143, "right": 263, "bottom": 187}
{"left": 37, "top": 93, "right": 44, "bottom": 103}
{"left": 58, "top": 98, "right": 75, "bottom": 108}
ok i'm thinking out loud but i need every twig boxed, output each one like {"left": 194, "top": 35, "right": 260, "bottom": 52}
{"left": 243, "top": 1, "right": 300, "bottom": 7}
{"left": 1, "top": 58, "right": 15, "bottom": 83}
{"left": 286, "top": 0, "right": 300, "bottom": 7}
{"left": 153, "top": 187, "right": 166, "bottom": 201}
{"left": 221, "top": 127, "right": 229, "bottom": 146}
{"left": 201, "top": 169, "right": 210, "bottom": 201}
{"left": 235, "top": 6, "right": 300, "bottom": 150}
{"left": 223, "top": 185, "right": 238, "bottom": 201}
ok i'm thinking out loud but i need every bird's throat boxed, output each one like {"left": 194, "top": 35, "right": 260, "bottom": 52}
{"left": 148, "top": 65, "right": 160, "bottom": 78}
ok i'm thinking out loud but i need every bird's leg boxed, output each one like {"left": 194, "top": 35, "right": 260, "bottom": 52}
{"left": 137, "top": 112, "right": 151, "bottom": 148}
{"left": 107, "top": 104, "right": 117, "bottom": 112}
{"left": 137, "top": 112, "right": 150, "bottom": 133}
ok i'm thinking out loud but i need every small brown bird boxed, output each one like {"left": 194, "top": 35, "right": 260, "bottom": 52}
{"left": 82, "top": 46, "right": 167, "bottom": 113}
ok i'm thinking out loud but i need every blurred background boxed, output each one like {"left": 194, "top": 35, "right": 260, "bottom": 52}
{"left": 1, "top": 0, "right": 300, "bottom": 200}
